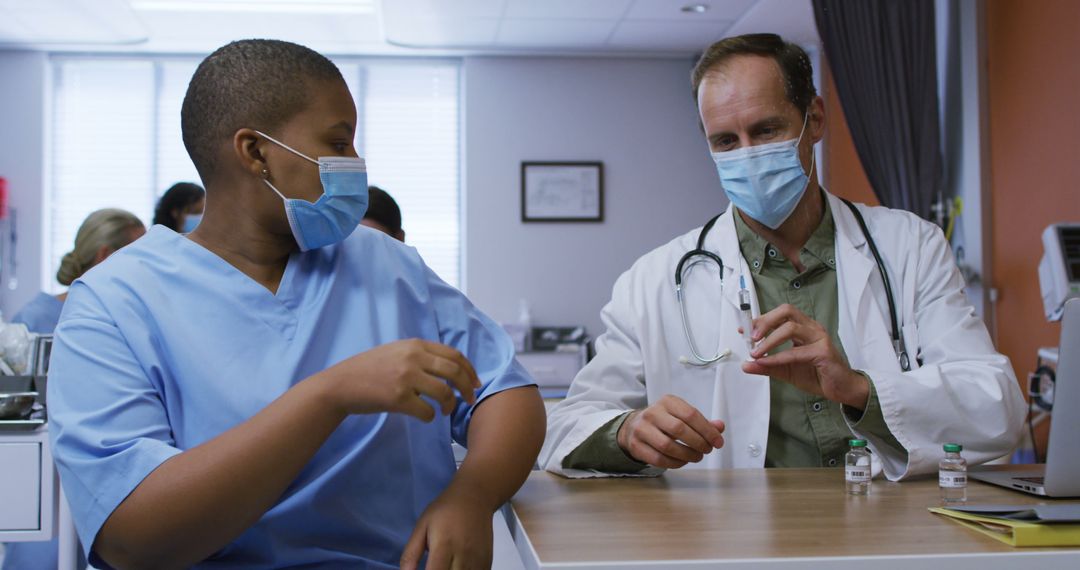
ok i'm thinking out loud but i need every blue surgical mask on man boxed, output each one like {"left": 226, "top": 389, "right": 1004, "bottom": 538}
{"left": 711, "top": 114, "right": 815, "bottom": 230}
{"left": 255, "top": 130, "right": 368, "bottom": 251}
{"left": 181, "top": 213, "right": 202, "bottom": 233}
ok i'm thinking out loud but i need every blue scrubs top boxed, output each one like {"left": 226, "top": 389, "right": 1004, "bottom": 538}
{"left": 47, "top": 225, "right": 534, "bottom": 568}
{"left": 11, "top": 291, "right": 64, "bottom": 334}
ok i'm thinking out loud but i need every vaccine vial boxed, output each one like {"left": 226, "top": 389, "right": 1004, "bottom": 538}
{"left": 845, "top": 439, "right": 871, "bottom": 495}
{"left": 939, "top": 443, "right": 968, "bottom": 504}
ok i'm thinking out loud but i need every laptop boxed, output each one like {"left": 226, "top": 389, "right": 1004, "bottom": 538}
{"left": 969, "top": 298, "right": 1080, "bottom": 497}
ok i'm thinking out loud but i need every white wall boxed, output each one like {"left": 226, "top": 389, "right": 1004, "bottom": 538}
{"left": 0, "top": 51, "right": 48, "bottom": 321}
{"left": 463, "top": 56, "right": 724, "bottom": 338}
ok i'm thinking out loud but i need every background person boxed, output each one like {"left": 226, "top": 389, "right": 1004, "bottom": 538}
{"left": 152, "top": 181, "right": 205, "bottom": 232}
{"left": 361, "top": 185, "right": 406, "bottom": 242}
{"left": 10, "top": 208, "right": 145, "bottom": 334}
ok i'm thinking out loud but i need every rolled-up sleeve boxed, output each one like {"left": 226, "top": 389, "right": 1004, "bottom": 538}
{"left": 422, "top": 265, "right": 536, "bottom": 446}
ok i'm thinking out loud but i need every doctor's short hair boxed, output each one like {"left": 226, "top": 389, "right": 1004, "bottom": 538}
{"left": 691, "top": 33, "right": 817, "bottom": 115}
{"left": 181, "top": 39, "right": 345, "bottom": 182}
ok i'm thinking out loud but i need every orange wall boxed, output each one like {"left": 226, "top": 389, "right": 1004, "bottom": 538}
{"left": 822, "top": 63, "right": 878, "bottom": 206}
{"left": 987, "top": 0, "right": 1080, "bottom": 386}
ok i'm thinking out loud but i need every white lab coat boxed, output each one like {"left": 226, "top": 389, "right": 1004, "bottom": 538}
{"left": 541, "top": 192, "right": 1026, "bottom": 481}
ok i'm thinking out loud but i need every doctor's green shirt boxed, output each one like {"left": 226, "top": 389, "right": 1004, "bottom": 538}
{"left": 563, "top": 198, "right": 906, "bottom": 473}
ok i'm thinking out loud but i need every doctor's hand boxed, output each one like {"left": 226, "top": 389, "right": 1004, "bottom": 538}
{"left": 400, "top": 487, "right": 494, "bottom": 570}
{"left": 617, "top": 395, "right": 726, "bottom": 469}
{"left": 741, "top": 304, "right": 870, "bottom": 409}
{"left": 320, "top": 339, "right": 481, "bottom": 422}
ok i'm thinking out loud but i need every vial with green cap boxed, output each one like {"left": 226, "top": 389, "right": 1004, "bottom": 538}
{"left": 845, "top": 439, "right": 871, "bottom": 495}
{"left": 939, "top": 443, "right": 967, "bottom": 504}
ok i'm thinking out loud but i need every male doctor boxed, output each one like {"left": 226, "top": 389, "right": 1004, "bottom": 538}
{"left": 541, "top": 33, "right": 1025, "bottom": 480}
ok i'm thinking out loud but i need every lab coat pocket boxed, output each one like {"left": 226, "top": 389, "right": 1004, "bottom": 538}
{"left": 857, "top": 333, "right": 904, "bottom": 374}
{"left": 668, "top": 359, "right": 721, "bottom": 405}
{"left": 901, "top": 322, "right": 922, "bottom": 370}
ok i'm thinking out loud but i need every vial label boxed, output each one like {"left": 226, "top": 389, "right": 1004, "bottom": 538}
{"left": 939, "top": 472, "right": 967, "bottom": 488}
{"left": 846, "top": 466, "right": 870, "bottom": 483}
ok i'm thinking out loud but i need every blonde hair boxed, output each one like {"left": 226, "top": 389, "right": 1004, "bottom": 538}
{"left": 57, "top": 209, "right": 144, "bottom": 286}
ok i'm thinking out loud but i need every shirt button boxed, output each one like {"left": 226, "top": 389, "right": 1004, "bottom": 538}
{"left": 767, "top": 248, "right": 777, "bottom": 258}
{"left": 752, "top": 259, "right": 761, "bottom": 269}
{"left": 827, "top": 458, "right": 838, "bottom": 467}
{"left": 811, "top": 402, "right": 824, "bottom": 412}
{"left": 828, "top": 256, "right": 835, "bottom": 265}
{"left": 792, "top": 281, "right": 802, "bottom": 289}
{"left": 747, "top": 443, "right": 762, "bottom": 457}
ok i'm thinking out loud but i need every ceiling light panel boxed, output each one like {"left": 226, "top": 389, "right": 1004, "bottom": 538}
{"left": 130, "top": 0, "right": 376, "bottom": 14}
{"left": 624, "top": 0, "right": 757, "bottom": 22}
{"left": 502, "top": 0, "right": 632, "bottom": 20}
{"left": 0, "top": 0, "right": 147, "bottom": 45}
{"left": 137, "top": 10, "right": 384, "bottom": 50}
{"left": 385, "top": 15, "right": 500, "bottom": 47}
{"left": 607, "top": 20, "right": 733, "bottom": 50}
{"left": 496, "top": 18, "right": 617, "bottom": 47}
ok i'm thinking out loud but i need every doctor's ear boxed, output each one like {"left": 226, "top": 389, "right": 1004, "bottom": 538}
{"left": 807, "top": 96, "right": 826, "bottom": 144}
{"left": 233, "top": 128, "right": 269, "bottom": 179}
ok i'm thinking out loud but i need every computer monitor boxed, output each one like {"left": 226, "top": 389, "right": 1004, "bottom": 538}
{"left": 1039, "top": 224, "right": 1080, "bottom": 322}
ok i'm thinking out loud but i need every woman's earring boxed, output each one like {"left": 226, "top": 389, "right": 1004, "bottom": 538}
{"left": 262, "top": 169, "right": 269, "bottom": 178}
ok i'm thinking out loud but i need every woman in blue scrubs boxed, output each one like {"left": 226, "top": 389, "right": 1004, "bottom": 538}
{"left": 3, "top": 208, "right": 142, "bottom": 570}
{"left": 8, "top": 208, "right": 144, "bottom": 335}
{"left": 47, "top": 40, "right": 545, "bottom": 569}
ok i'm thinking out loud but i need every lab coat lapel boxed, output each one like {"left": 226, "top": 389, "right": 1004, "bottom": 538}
{"left": 686, "top": 204, "right": 769, "bottom": 468}
{"left": 829, "top": 193, "right": 897, "bottom": 373}
{"left": 706, "top": 204, "right": 762, "bottom": 319}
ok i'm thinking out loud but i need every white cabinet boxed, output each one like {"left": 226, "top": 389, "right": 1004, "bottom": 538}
{"left": 0, "top": 428, "right": 56, "bottom": 541}
{"left": 515, "top": 347, "right": 587, "bottom": 390}
{"left": 0, "top": 443, "right": 41, "bottom": 530}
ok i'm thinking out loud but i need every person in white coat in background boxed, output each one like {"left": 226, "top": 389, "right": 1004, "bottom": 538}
{"left": 540, "top": 33, "right": 1025, "bottom": 481}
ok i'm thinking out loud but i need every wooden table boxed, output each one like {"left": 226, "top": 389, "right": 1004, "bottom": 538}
{"left": 507, "top": 469, "right": 1080, "bottom": 569}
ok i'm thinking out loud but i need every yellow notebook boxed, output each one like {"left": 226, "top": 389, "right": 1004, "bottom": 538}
{"left": 930, "top": 507, "right": 1080, "bottom": 547}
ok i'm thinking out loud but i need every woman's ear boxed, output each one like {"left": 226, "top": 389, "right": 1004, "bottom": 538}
{"left": 233, "top": 128, "right": 268, "bottom": 179}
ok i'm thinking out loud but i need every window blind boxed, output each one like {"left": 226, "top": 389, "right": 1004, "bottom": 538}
{"left": 47, "top": 56, "right": 461, "bottom": 292}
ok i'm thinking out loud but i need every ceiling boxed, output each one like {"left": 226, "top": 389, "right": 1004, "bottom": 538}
{"left": 0, "top": 0, "right": 819, "bottom": 56}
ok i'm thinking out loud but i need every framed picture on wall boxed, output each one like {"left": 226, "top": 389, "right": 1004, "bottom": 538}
{"left": 521, "top": 161, "right": 604, "bottom": 222}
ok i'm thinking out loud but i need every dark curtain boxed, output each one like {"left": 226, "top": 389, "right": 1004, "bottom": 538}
{"left": 813, "top": 0, "right": 944, "bottom": 219}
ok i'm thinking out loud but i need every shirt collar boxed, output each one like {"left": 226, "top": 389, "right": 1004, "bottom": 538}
{"left": 733, "top": 193, "right": 837, "bottom": 274}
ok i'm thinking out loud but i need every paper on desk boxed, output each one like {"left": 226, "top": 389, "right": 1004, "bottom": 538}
{"left": 944, "top": 504, "right": 1080, "bottom": 523}
{"left": 929, "top": 507, "right": 1080, "bottom": 547}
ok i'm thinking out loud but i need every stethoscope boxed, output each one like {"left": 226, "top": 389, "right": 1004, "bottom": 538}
{"left": 674, "top": 198, "right": 911, "bottom": 372}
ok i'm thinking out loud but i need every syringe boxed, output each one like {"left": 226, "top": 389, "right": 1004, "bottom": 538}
{"left": 738, "top": 275, "right": 755, "bottom": 359}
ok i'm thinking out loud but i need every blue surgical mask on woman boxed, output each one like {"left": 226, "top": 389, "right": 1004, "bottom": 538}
{"left": 181, "top": 213, "right": 202, "bottom": 233}
{"left": 255, "top": 130, "right": 368, "bottom": 251}
{"left": 711, "top": 114, "right": 815, "bottom": 230}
